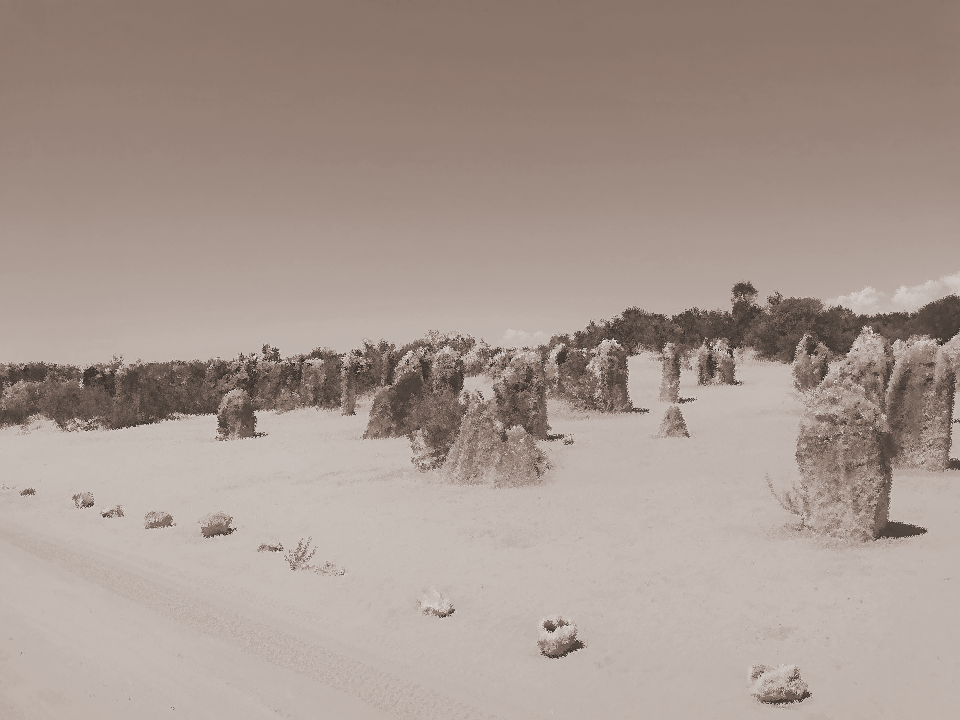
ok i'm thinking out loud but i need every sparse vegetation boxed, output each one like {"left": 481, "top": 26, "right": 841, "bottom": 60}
{"left": 765, "top": 473, "right": 808, "bottom": 529}
{"left": 284, "top": 536, "right": 317, "bottom": 570}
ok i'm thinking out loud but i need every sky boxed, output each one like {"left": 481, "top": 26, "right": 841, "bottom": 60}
{"left": 1, "top": 0, "right": 959, "bottom": 365}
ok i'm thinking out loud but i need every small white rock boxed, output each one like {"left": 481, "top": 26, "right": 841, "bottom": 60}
{"left": 748, "top": 664, "right": 809, "bottom": 703}
{"left": 417, "top": 587, "right": 454, "bottom": 617}
{"left": 537, "top": 615, "right": 578, "bottom": 657}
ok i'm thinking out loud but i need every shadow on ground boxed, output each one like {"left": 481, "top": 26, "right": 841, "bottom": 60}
{"left": 879, "top": 522, "right": 927, "bottom": 539}
{"left": 947, "top": 458, "right": 960, "bottom": 470}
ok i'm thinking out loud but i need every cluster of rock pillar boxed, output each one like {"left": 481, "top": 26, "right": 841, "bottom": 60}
{"left": 694, "top": 339, "right": 737, "bottom": 386}
{"left": 795, "top": 327, "right": 957, "bottom": 541}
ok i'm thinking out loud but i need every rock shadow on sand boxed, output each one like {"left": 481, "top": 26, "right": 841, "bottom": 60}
{"left": 878, "top": 522, "right": 927, "bottom": 539}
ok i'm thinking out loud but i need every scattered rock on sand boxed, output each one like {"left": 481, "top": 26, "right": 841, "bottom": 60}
{"left": 144, "top": 511, "right": 174, "bottom": 529}
{"left": 537, "top": 615, "right": 579, "bottom": 658}
{"left": 73, "top": 492, "right": 95, "bottom": 508}
{"left": 20, "top": 487, "right": 36, "bottom": 496}
{"left": 257, "top": 541, "right": 283, "bottom": 552}
{"left": 100, "top": 504, "right": 124, "bottom": 518}
{"left": 417, "top": 587, "right": 454, "bottom": 617}
{"left": 656, "top": 405, "right": 689, "bottom": 438}
{"left": 198, "top": 511, "right": 234, "bottom": 538}
{"left": 748, "top": 664, "right": 809, "bottom": 703}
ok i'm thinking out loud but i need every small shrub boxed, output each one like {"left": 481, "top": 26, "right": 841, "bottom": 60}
{"left": 284, "top": 536, "right": 318, "bottom": 570}
{"left": 765, "top": 473, "right": 808, "bottom": 529}
{"left": 313, "top": 560, "right": 345, "bottom": 576}
{"left": 73, "top": 492, "right": 95, "bottom": 508}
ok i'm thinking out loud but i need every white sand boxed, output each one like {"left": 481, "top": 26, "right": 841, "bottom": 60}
{"left": 2, "top": 354, "right": 958, "bottom": 719}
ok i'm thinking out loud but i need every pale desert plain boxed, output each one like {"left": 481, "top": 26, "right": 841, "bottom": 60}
{"left": 2, "top": 352, "right": 958, "bottom": 720}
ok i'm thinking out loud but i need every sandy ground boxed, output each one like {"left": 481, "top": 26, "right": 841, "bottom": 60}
{"left": 2, "top": 354, "right": 959, "bottom": 719}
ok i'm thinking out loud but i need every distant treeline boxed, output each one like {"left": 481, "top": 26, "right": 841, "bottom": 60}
{"left": 2, "top": 284, "right": 958, "bottom": 432}
{"left": 549, "top": 283, "right": 960, "bottom": 363}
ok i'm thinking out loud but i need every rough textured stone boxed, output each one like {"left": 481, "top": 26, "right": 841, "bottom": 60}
{"left": 144, "top": 511, "right": 174, "bottom": 529}
{"left": 557, "top": 347, "right": 597, "bottom": 409}
{"left": 942, "top": 331, "right": 960, "bottom": 376}
{"left": 748, "top": 664, "right": 809, "bottom": 703}
{"left": 19, "top": 488, "right": 35, "bottom": 496}
{"left": 545, "top": 343, "right": 566, "bottom": 395}
{"left": 198, "top": 511, "right": 234, "bottom": 538}
{"left": 362, "top": 372, "right": 426, "bottom": 439}
{"left": 257, "top": 541, "right": 283, "bottom": 552}
{"left": 430, "top": 346, "right": 465, "bottom": 394}
{"left": 713, "top": 339, "right": 736, "bottom": 385}
{"left": 796, "top": 379, "right": 892, "bottom": 541}
{"left": 537, "top": 615, "right": 579, "bottom": 658}
{"left": 793, "top": 334, "right": 818, "bottom": 391}
{"left": 417, "top": 587, "right": 454, "bottom": 617}
{"left": 885, "top": 340, "right": 956, "bottom": 470}
{"left": 73, "top": 492, "right": 95, "bottom": 508}
{"left": 696, "top": 342, "right": 716, "bottom": 386}
{"left": 340, "top": 353, "right": 359, "bottom": 416}
{"left": 442, "top": 394, "right": 549, "bottom": 487}
{"left": 659, "top": 343, "right": 681, "bottom": 402}
{"left": 100, "top": 504, "right": 124, "bottom": 518}
{"left": 217, "top": 388, "right": 256, "bottom": 440}
{"left": 589, "top": 339, "right": 633, "bottom": 412}
{"left": 491, "top": 351, "right": 549, "bottom": 439}
{"left": 656, "top": 405, "right": 689, "bottom": 438}
{"left": 821, "top": 326, "right": 894, "bottom": 410}
{"left": 495, "top": 425, "right": 551, "bottom": 488}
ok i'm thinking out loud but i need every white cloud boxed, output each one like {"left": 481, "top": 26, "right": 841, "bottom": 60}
{"left": 824, "top": 286, "right": 887, "bottom": 314}
{"left": 891, "top": 271, "right": 960, "bottom": 310}
{"left": 501, "top": 329, "right": 548, "bottom": 348}
{"left": 826, "top": 270, "right": 960, "bottom": 314}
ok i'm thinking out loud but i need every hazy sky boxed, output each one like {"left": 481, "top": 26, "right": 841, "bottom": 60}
{"left": 2, "top": 1, "right": 959, "bottom": 364}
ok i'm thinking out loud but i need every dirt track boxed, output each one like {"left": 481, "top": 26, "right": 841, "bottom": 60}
{"left": 0, "top": 521, "right": 494, "bottom": 720}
